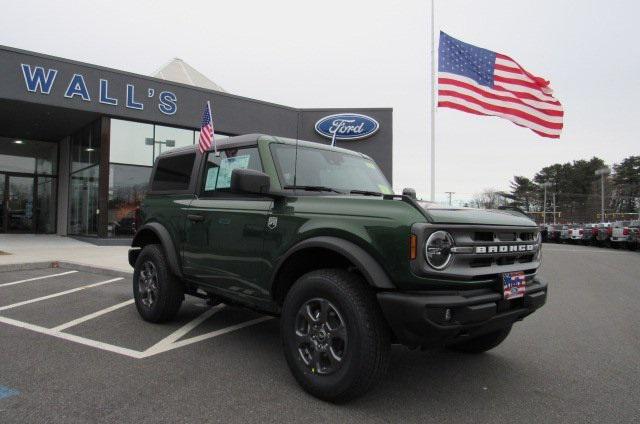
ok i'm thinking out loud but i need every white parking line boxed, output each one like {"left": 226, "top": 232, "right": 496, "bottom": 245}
{"left": 0, "top": 270, "right": 79, "bottom": 288}
{"left": 51, "top": 299, "right": 135, "bottom": 332}
{"left": 0, "top": 278, "right": 123, "bottom": 311}
{"left": 157, "top": 316, "right": 273, "bottom": 355}
{"left": 0, "top": 315, "right": 145, "bottom": 359}
{"left": 143, "top": 304, "right": 225, "bottom": 356}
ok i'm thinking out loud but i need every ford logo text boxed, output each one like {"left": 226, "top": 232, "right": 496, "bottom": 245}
{"left": 314, "top": 113, "right": 379, "bottom": 141}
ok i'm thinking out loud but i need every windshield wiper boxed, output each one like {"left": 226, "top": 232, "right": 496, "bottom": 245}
{"left": 350, "top": 189, "right": 383, "bottom": 196}
{"left": 283, "top": 185, "right": 343, "bottom": 194}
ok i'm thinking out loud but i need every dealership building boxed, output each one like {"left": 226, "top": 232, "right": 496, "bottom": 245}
{"left": 0, "top": 45, "right": 392, "bottom": 238}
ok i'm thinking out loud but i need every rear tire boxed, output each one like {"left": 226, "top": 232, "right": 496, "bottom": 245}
{"left": 133, "top": 244, "right": 183, "bottom": 323}
{"left": 447, "top": 326, "right": 512, "bottom": 354}
{"left": 280, "top": 269, "right": 390, "bottom": 402}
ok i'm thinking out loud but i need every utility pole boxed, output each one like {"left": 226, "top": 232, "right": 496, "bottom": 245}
{"left": 445, "top": 191, "right": 455, "bottom": 206}
{"left": 595, "top": 167, "right": 611, "bottom": 223}
{"left": 541, "top": 182, "right": 553, "bottom": 225}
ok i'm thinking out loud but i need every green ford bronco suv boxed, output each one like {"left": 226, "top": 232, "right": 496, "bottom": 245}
{"left": 129, "top": 134, "right": 547, "bottom": 402}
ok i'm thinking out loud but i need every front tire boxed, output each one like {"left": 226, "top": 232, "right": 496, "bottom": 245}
{"left": 447, "top": 326, "right": 512, "bottom": 354}
{"left": 133, "top": 244, "right": 183, "bottom": 323}
{"left": 280, "top": 269, "right": 390, "bottom": 402}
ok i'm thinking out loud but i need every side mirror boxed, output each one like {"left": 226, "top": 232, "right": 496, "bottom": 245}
{"left": 230, "top": 168, "right": 271, "bottom": 194}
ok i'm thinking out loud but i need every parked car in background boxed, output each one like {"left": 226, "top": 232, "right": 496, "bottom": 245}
{"left": 595, "top": 222, "right": 612, "bottom": 247}
{"left": 581, "top": 224, "right": 599, "bottom": 246}
{"left": 611, "top": 221, "right": 630, "bottom": 249}
{"left": 628, "top": 221, "right": 640, "bottom": 250}
{"left": 547, "top": 224, "right": 563, "bottom": 243}
{"left": 560, "top": 225, "right": 571, "bottom": 243}
{"left": 569, "top": 225, "right": 584, "bottom": 243}
{"left": 611, "top": 221, "right": 639, "bottom": 250}
{"left": 540, "top": 224, "right": 549, "bottom": 242}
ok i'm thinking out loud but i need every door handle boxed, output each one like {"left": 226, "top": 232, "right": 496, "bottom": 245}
{"left": 187, "top": 214, "right": 204, "bottom": 222}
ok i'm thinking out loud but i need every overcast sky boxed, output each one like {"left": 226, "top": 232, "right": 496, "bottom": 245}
{"left": 1, "top": 0, "right": 638, "bottom": 202}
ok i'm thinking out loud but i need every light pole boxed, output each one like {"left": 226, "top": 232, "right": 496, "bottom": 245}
{"left": 595, "top": 167, "right": 611, "bottom": 223}
{"left": 541, "top": 182, "right": 553, "bottom": 225}
{"left": 146, "top": 138, "right": 175, "bottom": 156}
{"left": 445, "top": 191, "right": 455, "bottom": 206}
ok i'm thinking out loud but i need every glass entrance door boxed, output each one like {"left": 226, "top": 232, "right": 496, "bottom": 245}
{"left": 5, "top": 175, "right": 35, "bottom": 233}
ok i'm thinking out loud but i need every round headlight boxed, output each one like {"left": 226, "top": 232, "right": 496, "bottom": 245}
{"left": 425, "top": 231, "right": 454, "bottom": 270}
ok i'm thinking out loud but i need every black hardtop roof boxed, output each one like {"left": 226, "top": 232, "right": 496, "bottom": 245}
{"left": 156, "top": 133, "right": 372, "bottom": 160}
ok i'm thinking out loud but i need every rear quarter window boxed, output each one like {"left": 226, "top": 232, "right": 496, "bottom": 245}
{"left": 151, "top": 153, "right": 196, "bottom": 192}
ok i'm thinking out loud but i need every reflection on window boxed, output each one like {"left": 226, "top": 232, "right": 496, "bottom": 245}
{"left": 153, "top": 125, "right": 194, "bottom": 160}
{"left": 71, "top": 121, "right": 100, "bottom": 173}
{"left": 0, "top": 137, "right": 58, "bottom": 175}
{"left": 108, "top": 164, "right": 152, "bottom": 237}
{"left": 110, "top": 119, "right": 154, "bottom": 166}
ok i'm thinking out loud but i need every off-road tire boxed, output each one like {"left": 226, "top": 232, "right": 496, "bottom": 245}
{"left": 133, "top": 244, "right": 183, "bottom": 323}
{"left": 280, "top": 269, "right": 390, "bottom": 402}
{"left": 447, "top": 326, "right": 512, "bottom": 354}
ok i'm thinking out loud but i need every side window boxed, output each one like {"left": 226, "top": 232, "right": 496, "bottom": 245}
{"left": 151, "top": 153, "right": 196, "bottom": 191}
{"left": 202, "top": 147, "right": 262, "bottom": 194}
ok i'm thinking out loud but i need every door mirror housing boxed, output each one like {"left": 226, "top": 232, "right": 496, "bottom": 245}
{"left": 230, "top": 168, "right": 271, "bottom": 195}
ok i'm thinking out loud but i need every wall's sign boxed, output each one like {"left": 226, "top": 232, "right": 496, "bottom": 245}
{"left": 19, "top": 63, "right": 178, "bottom": 115}
{"left": 315, "top": 113, "right": 379, "bottom": 141}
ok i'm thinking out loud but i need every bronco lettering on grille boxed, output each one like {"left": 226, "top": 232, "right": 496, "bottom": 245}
{"left": 475, "top": 245, "right": 534, "bottom": 254}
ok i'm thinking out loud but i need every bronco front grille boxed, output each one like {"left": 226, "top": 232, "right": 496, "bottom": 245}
{"left": 411, "top": 223, "right": 541, "bottom": 282}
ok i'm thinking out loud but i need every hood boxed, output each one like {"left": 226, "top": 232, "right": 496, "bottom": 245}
{"left": 418, "top": 202, "right": 536, "bottom": 227}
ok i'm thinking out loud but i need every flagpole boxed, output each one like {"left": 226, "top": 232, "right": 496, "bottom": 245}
{"left": 429, "top": 0, "right": 436, "bottom": 202}
{"left": 207, "top": 100, "right": 217, "bottom": 155}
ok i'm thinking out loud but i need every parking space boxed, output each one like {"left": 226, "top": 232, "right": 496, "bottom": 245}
{"left": 1, "top": 245, "right": 639, "bottom": 423}
{"left": 0, "top": 267, "right": 271, "bottom": 359}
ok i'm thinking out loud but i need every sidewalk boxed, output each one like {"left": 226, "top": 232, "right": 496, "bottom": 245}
{"left": 0, "top": 234, "right": 131, "bottom": 273}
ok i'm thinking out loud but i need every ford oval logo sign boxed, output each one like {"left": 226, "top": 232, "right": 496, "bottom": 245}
{"left": 315, "top": 113, "right": 379, "bottom": 141}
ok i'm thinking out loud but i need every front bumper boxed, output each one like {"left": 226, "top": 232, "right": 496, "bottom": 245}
{"left": 377, "top": 277, "right": 548, "bottom": 348}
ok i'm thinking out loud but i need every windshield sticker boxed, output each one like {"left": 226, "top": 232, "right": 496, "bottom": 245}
{"left": 216, "top": 155, "right": 251, "bottom": 188}
{"left": 365, "top": 162, "right": 376, "bottom": 169}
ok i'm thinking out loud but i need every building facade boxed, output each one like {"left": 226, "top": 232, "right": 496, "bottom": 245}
{"left": 0, "top": 45, "right": 392, "bottom": 238}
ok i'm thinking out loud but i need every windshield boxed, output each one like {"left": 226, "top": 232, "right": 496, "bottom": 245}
{"left": 270, "top": 144, "right": 393, "bottom": 194}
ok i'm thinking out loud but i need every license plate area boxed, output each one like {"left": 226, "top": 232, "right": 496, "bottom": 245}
{"left": 502, "top": 271, "right": 526, "bottom": 300}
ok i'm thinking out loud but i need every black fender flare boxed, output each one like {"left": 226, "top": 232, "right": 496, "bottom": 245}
{"left": 130, "top": 222, "right": 182, "bottom": 278}
{"left": 271, "top": 236, "right": 395, "bottom": 291}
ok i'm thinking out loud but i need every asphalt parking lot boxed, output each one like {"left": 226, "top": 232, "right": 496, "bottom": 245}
{"left": 1, "top": 244, "right": 639, "bottom": 423}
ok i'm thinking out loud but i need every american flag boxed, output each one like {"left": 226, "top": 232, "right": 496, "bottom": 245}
{"left": 438, "top": 32, "right": 563, "bottom": 139}
{"left": 198, "top": 101, "right": 215, "bottom": 153}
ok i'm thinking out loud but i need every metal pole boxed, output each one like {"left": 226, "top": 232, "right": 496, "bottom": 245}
{"left": 543, "top": 185, "right": 547, "bottom": 225}
{"left": 601, "top": 174, "right": 605, "bottom": 223}
{"left": 429, "top": 0, "right": 436, "bottom": 201}
{"left": 445, "top": 191, "right": 454, "bottom": 206}
{"left": 553, "top": 193, "right": 556, "bottom": 224}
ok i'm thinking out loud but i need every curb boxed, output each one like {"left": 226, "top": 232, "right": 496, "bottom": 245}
{"left": 0, "top": 261, "right": 132, "bottom": 279}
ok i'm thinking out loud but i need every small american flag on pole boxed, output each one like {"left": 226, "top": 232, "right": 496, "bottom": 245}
{"left": 438, "top": 32, "right": 563, "bottom": 138}
{"left": 198, "top": 101, "right": 215, "bottom": 154}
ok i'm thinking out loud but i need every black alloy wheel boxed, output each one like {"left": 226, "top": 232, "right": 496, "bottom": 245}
{"left": 294, "top": 298, "right": 348, "bottom": 375}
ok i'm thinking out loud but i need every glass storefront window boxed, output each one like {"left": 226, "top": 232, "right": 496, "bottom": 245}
{"left": 0, "top": 137, "right": 58, "bottom": 175}
{"left": 68, "top": 165, "right": 99, "bottom": 236}
{"left": 153, "top": 125, "right": 194, "bottom": 160}
{"left": 110, "top": 119, "right": 154, "bottom": 166}
{"left": 36, "top": 176, "right": 57, "bottom": 234}
{"left": 71, "top": 122, "right": 100, "bottom": 173}
{"left": 108, "top": 164, "right": 152, "bottom": 237}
